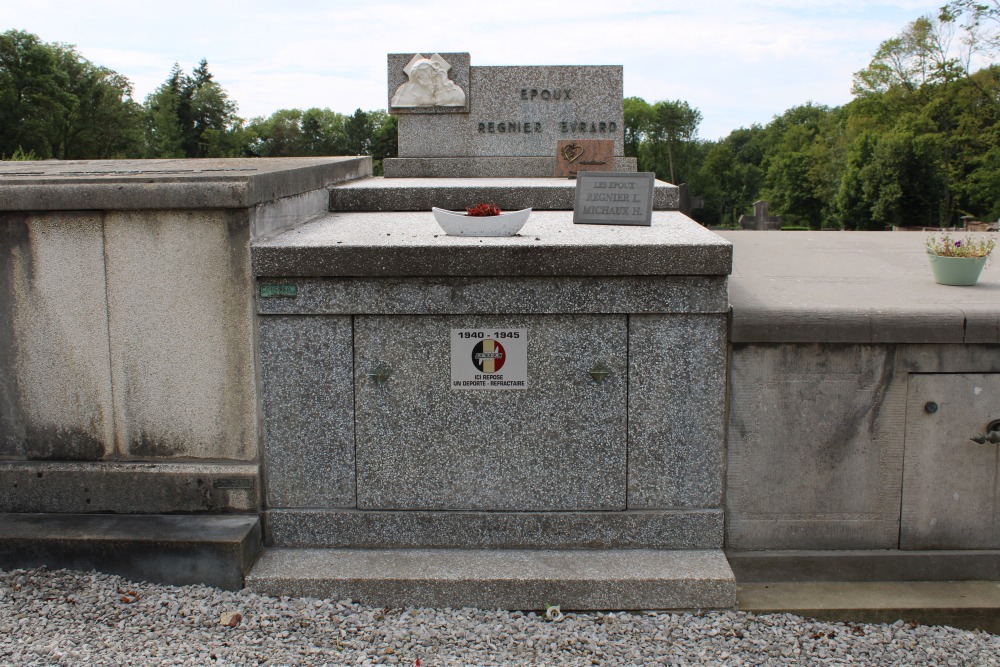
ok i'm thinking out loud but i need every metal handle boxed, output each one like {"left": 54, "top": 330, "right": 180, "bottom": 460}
{"left": 971, "top": 420, "right": 1000, "bottom": 444}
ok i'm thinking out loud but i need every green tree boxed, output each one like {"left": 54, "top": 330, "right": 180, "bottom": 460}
{"left": 144, "top": 64, "right": 188, "bottom": 157}
{"left": 642, "top": 99, "right": 702, "bottom": 184}
{"left": 370, "top": 112, "right": 398, "bottom": 175}
{"left": 691, "top": 125, "right": 768, "bottom": 227}
{"left": 941, "top": 0, "right": 1000, "bottom": 60}
{"left": 836, "top": 132, "right": 879, "bottom": 229}
{"left": 0, "top": 29, "right": 141, "bottom": 159}
{"left": 942, "top": 65, "right": 1000, "bottom": 219}
{"left": 343, "top": 108, "right": 374, "bottom": 156}
{"left": 144, "top": 60, "right": 241, "bottom": 158}
{"left": 187, "top": 59, "right": 242, "bottom": 157}
{"left": 760, "top": 104, "right": 841, "bottom": 228}
{"left": 54, "top": 53, "right": 143, "bottom": 158}
{"left": 300, "top": 108, "right": 348, "bottom": 155}
{"left": 867, "top": 125, "right": 946, "bottom": 227}
{"left": 0, "top": 30, "right": 66, "bottom": 158}
{"left": 244, "top": 109, "right": 306, "bottom": 157}
{"left": 623, "top": 96, "right": 652, "bottom": 158}
{"left": 853, "top": 15, "right": 966, "bottom": 96}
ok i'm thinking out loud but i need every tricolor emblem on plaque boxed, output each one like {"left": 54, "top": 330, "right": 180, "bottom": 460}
{"left": 472, "top": 339, "right": 506, "bottom": 373}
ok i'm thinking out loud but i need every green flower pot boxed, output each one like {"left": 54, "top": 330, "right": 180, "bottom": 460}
{"left": 927, "top": 252, "right": 989, "bottom": 286}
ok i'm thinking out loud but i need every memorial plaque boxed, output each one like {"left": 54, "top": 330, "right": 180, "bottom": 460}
{"left": 450, "top": 328, "right": 528, "bottom": 390}
{"left": 573, "top": 172, "right": 655, "bottom": 226}
{"left": 554, "top": 139, "right": 614, "bottom": 178}
{"left": 394, "top": 65, "right": 625, "bottom": 158}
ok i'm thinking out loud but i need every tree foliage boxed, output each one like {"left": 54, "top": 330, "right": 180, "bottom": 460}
{"left": 0, "top": 29, "right": 397, "bottom": 166}
{"left": 668, "top": 9, "right": 1000, "bottom": 229}
{"left": 0, "top": 30, "right": 142, "bottom": 159}
{"left": 144, "top": 59, "right": 242, "bottom": 158}
{"left": 636, "top": 99, "right": 702, "bottom": 184}
{"left": 243, "top": 107, "right": 397, "bottom": 173}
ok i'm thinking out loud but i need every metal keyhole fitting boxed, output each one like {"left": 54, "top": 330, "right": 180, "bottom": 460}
{"left": 588, "top": 363, "right": 611, "bottom": 384}
{"left": 368, "top": 366, "right": 391, "bottom": 385}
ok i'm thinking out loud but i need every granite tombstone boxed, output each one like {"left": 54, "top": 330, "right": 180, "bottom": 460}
{"left": 384, "top": 52, "right": 637, "bottom": 177}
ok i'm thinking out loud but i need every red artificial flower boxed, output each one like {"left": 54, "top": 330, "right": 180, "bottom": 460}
{"left": 466, "top": 203, "right": 502, "bottom": 216}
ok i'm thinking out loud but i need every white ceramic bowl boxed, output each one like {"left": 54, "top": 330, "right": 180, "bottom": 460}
{"left": 431, "top": 207, "right": 531, "bottom": 237}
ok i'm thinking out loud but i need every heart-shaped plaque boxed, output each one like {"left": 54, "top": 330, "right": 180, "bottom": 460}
{"left": 561, "top": 143, "right": 584, "bottom": 163}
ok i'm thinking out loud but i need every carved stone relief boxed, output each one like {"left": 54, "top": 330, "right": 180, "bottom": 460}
{"left": 390, "top": 54, "right": 466, "bottom": 108}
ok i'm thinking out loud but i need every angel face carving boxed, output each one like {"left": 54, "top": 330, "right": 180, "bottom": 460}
{"left": 391, "top": 53, "right": 466, "bottom": 108}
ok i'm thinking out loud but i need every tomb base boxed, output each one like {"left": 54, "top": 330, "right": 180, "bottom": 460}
{"left": 248, "top": 176, "right": 736, "bottom": 609}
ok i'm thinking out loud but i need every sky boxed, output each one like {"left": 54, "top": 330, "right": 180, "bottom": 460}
{"left": 5, "top": 0, "right": 956, "bottom": 140}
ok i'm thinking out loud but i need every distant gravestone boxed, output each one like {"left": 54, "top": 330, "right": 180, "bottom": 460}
{"left": 739, "top": 200, "right": 782, "bottom": 230}
{"left": 384, "top": 53, "right": 637, "bottom": 178}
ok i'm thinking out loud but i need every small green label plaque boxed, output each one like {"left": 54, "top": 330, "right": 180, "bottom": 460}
{"left": 213, "top": 478, "right": 255, "bottom": 490}
{"left": 260, "top": 284, "right": 297, "bottom": 298}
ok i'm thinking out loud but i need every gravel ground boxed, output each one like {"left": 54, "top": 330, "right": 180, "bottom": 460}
{"left": 2, "top": 567, "right": 998, "bottom": 666}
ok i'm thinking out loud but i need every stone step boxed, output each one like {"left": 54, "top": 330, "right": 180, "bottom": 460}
{"left": 329, "top": 177, "right": 679, "bottom": 212}
{"left": 263, "top": 509, "right": 723, "bottom": 549}
{"left": 244, "top": 548, "right": 736, "bottom": 610}
{"left": 252, "top": 210, "right": 730, "bottom": 278}
{"left": 0, "top": 513, "right": 261, "bottom": 591}
{"left": 738, "top": 581, "right": 1000, "bottom": 634}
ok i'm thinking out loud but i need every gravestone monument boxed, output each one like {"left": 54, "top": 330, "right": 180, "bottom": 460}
{"left": 384, "top": 52, "right": 637, "bottom": 177}
{"left": 739, "top": 200, "right": 782, "bottom": 230}
{"left": 244, "top": 52, "right": 736, "bottom": 609}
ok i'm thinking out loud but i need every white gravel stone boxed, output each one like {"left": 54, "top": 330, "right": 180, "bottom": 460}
{"left": 1, "top": 567, "right": 998, "bottom": 666}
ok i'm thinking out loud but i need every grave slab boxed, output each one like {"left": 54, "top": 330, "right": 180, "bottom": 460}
{"left": 253, "top": 210, "right": 732, "bottom": 277}
{"left": 257, "top": 276, "right": 728, "bottom": 317}
{"left": 0, "top": 157, "right": 370, "bottom": 213}
{"left": 396, "top": 66, "right": 625, "bottom": 158}
{"left": 259, "top": 315, "right": 356, "bottom": 509}
{"left": 0, "top": 212, "right": 114, "bottom": 460}
{"left": 725, "top": 344, "right": 905, "bottom": 550}
{"left": 721, "top": 230, "right": 1000, "bottom": 344}
{"left": 628, "top": 314, "right": 728, "bottom": 509}
{"left": 0, "top": 462, "right": 259, "bottom": 513}
{"left": 383, "top": 156, "right": 638, "bottom": 178}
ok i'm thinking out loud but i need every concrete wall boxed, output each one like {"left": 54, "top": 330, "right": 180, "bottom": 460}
{"left": 726, "top": 343, "right": 1000, "bottom": 551}
{"left": 1, "top": 208, "right": 256, "bottom": 463}
{"left": 1, "top": 212, "right": 115, "bottom": 460}
{"left": 720, "top": 230, "right": 1000, "bottom": 556}
{"left": 0, "top": 157, "right": 371, "bottom": 514}
{"left": 0, "top": 208, "right": 259, "bottom": 512}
